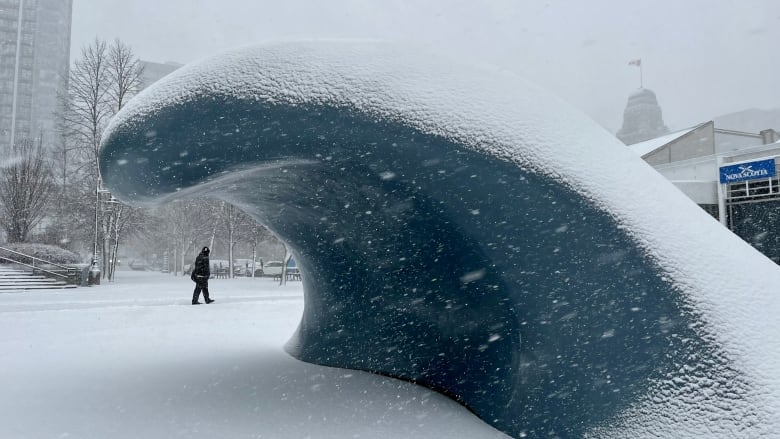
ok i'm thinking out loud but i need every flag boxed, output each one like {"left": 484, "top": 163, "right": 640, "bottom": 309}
{"left": 628, "top": 59, "right": 642, "bottom": 67}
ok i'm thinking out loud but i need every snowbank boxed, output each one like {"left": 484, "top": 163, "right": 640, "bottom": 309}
{"left": 0, "top": 271, "right": 507, "bottom": 438}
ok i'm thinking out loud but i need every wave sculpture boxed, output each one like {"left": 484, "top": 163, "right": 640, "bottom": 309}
{"left": 100, "top": 42, "right": 780, "bottom": 438}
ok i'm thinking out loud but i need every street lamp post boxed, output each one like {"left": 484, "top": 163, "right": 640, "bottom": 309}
{"left": 89, "top": 182, "right": 102, "bottom": 285}
{"left": 90, "top": 184, "right": 117, "bottom": 285}
{"left": 101, "top": 194, "right": 120, "bottom": 280}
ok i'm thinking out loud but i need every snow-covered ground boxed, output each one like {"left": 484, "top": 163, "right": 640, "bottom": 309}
{"left": 0, "top": 270, "right": 507, "bottom": 438}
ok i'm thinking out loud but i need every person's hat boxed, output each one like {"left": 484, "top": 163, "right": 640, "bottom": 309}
{"left": 202, "top": 246, "right": 210, "bottom": 254}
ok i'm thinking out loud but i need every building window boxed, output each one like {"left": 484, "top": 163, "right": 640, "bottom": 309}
{"left": 726, "top": 177, "right": 780, "bottom": 204}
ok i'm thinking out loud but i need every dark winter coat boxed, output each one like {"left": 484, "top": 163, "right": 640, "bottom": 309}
{"left": 191, "top": 249, "right": 210, "bottom": 281}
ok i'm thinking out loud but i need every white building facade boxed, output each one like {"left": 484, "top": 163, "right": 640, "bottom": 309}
{"left": 632, "top": 121, "right": 780, "bottom": 263}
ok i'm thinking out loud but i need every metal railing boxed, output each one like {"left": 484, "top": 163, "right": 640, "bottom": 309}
{"left": 0, "top": 246, "right": 80, "bottom": 281}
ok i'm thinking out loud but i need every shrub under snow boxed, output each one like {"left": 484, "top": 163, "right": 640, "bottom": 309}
{"left": 0, "top": 243, "right": 82, "bottom": 265}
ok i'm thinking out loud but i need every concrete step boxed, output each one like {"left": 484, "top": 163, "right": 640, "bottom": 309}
{"left": 0, "top": 280, "right": 74, "bottom": 286}
{"left": 0, "top": 282, "right": 73, "bottom": 287}
{"left": 0, "top": 284, "right": 77, "bottom": 293}
{"left": 0, "top": 276, "right": 53, "bottom": 281}
{"left": 0, "top": 266, "right": 79, "bottom": 292}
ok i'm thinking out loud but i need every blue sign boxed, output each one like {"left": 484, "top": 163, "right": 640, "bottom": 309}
{"left": 719, "top": 158, "right": 776, "bottom": 184}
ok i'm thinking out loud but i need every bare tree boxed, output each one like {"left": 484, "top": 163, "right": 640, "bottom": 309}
{"left": 56, "top": 38, "right": 145, "bottom": 273}
{"left": 222, "top": 203, "right": 240, "bottom": 278}
{"left": 106, "top": 204, "right": 147, "bottom": 281}
{"left": 62, "top": 38, "right": 111, "bottom": 178}
{"left": 57, "top": 39, "right": 111, "bottom": 268}
{"left": 106, "top": 39, "right": 144, "bottom": 113}
{"left": 100, "top": 40, "right": 144, "bottom": 278}
{"left": 0, "top": 139, "right": 54, "bottom": 243}
{"left": 217, "top": 203, "right": 266, "bottom": 278}
{"left": 248, "top": 223, "right": 273, "bottom": 278}
{"left": 279, "top": 242, "right": 292, "bottom": 286}
{"left": 201, "top": 199, "right": 223, "bottom": 259}
{"left": 151, "top": 200, "right": 211, "bottom": 276}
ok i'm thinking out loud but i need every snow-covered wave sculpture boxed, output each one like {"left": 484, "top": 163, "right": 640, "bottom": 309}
{"left": 100, "top": 42, "right": 780, "bottom": 438}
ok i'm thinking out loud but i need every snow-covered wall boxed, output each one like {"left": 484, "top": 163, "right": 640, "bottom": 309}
{"left": 100, "top": 41, "right": 780, "bottom": 438}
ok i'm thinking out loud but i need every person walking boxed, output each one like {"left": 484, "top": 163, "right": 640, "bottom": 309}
{"left": 191, "top": 246, "right": 215, "bottom": 305}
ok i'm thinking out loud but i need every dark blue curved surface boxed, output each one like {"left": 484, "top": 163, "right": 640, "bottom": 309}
{"left": 100, "top": 73, "right": 728, "bottom": 436}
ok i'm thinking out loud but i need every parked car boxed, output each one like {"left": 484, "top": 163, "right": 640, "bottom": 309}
{"left": 128, "top": 260, "right": 152, "bottom": 271}
{"left": 262, "top": 261, "right": 284, "bottom": 277}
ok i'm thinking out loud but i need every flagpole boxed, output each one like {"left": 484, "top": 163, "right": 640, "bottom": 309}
{"left": 628, "top": 59, "right": 643, "bottom": 88}
{"left": 640, "top": 64, "right": 643, "bottom": 88}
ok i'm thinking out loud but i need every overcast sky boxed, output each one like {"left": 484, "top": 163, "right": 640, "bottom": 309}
{"left": 70, "top": 0, "right": 780, "bottom": 133}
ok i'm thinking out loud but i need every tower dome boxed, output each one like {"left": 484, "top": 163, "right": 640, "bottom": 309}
{"left": 616, "top": 88, "right": 669, "bottom": 145}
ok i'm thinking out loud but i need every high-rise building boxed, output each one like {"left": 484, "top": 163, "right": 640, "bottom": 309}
{"left": 139, "top": 60, "right": 182, "bottom": 89}
{"left": 0, "top": 0, "right": 73, "bottom": 153}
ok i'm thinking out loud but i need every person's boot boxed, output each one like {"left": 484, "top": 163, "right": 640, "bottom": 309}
{"left": 206, "top": 299, "right": 215, "bottom": 304}
{"left": 192, "top": 301, "right": 202, "bottom": 305}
